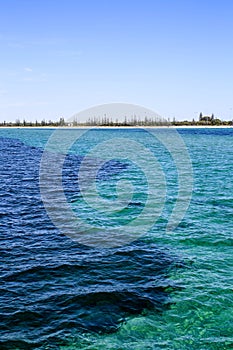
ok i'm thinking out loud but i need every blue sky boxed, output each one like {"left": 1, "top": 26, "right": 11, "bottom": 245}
{"left": 1, "top": 0, "right": 233, "bottom": 122}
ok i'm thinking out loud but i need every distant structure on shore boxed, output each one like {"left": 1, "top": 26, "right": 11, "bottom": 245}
{"left": 172, "top": 112, "right": 232, "bottom": 126}
{"left": 0, "top": 112, "right": 232, "bottom": 127}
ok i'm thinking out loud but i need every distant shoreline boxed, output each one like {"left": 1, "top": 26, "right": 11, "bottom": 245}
{"left": 0, "top": 125, "right": 233, "bottom": 129}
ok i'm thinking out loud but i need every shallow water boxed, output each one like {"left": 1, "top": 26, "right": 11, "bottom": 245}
{"left": 0, "top": 128, "right": 232, "bottom": 349}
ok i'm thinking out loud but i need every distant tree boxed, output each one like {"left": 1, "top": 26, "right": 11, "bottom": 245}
{"left": 199, "top": 112, "right": 203, "bottom": 121}
{"left": 59, "top": 117, "right": 65, "bottom": 126}
{"left": 73, "top": 117, "right": 78, "bottom": 126}
{"left": 212, "top": 118, "right": 221, "bottom": 125}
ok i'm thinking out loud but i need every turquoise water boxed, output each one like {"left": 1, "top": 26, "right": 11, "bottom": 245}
{"left": 0, "top": 128, "right": 232, "bottom": 349}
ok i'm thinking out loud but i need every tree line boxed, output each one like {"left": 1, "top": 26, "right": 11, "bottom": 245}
{"left": 0, "top": 113, "right": 232, "bottom": 127}
{"left": 172, "top": 113, "right": 233, "bottom": 126}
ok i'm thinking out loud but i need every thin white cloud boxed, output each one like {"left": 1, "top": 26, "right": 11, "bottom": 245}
{"left": 0, "top": 102, "right": 26, "bottom": 108}
{"left": 24, "top": 67, "right": 33, "bottom": 72}
{"left": 0, "top": 101, "right": 50, "bottom": 109}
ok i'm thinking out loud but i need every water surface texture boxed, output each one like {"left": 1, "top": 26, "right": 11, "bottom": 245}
{"left": 0, "top": 128, "right": 232, "bottom": 349}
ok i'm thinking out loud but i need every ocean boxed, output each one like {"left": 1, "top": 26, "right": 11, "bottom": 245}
{"left": 0, "top": 127, "right": 232, "bottom": 349}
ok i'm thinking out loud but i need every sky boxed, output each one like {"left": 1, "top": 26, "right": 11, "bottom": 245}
{"left": 1, "top": 0, "right": 233, "bottom": 122}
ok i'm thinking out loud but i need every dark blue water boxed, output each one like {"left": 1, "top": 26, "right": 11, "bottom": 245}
{"left": 0, "top": 128, "right": 233, "bottom": 349}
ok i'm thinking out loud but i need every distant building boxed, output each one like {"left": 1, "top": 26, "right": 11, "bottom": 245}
{"left": 198, "top": 113, "right": 223, "bottom": 125}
